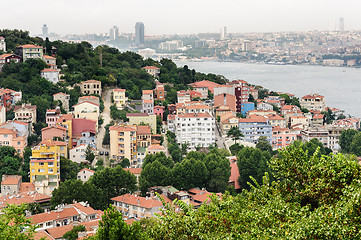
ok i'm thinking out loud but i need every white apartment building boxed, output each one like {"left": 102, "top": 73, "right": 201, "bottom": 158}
{"left": 175, "top": 113, "right": 215, "bottom": 149}
{"left": 300, "top": 94, "right": 326, "bottom": 112}
{"left": 0, "top": 37, "right": 5, "bottom": 52}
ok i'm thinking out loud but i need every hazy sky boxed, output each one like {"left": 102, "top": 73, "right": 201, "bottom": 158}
{"left": 0, "top": 0, "right": 359, "bottom": 35}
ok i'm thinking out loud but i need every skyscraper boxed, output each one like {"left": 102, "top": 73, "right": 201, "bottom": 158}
{"left": 135, "top": 22, "right": 145, "bottom": 47}
{"left": 339, "top": 17, "right": 344, "bottom": 32}
{"left": 109, "top": 26, "right": 119, "bottom": 40}
{"left": 42, "top": 24, "right": 48, "bottom": 36}
{"left": 220, "top": 26, "right": 227, "bottom": 40}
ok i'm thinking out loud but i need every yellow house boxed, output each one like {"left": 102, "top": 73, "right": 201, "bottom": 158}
{"left": 109, "top": 124, "right": 137, "bottom": 163}
{"left": 113, "top": 89, "right": 127, "bottom": 109}
{"left": 30, "top": 140, "right": 67, "bottom": 182}
{"left": 56, "top": 114, "right": 73, "bottom": 149}
{"left": 72, "top": 101, "right": 99, "bottom": 128}
{"left": 126, "top": 113, "right": 157, "bottom": 134}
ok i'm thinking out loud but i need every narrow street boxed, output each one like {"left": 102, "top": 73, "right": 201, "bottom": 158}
{"left": 94, "top": 88, "right": 112, "bottom": 166}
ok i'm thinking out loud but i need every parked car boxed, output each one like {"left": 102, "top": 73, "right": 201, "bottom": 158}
{"left": 105, "top": 151, "right": 109, "bottom": 156}
{"left": 99, "top": 151, "right": 104, "bottom": 155}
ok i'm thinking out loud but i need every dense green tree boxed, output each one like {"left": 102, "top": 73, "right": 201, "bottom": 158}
{"left": 0, "top": 204, "right": 37, "bottom": 240}
{"left": 60, "top": 157, "right": 81, "bottom": 181}
{"left": 85, "top": 145, "right": 95, "bottom": 163}
{"left": 227, "top": 126, "right": 243, "bottom": 145}
{"left": 139, "top": 160, "right": 171, "bottom": 195}
{"left": 120, "top": 158, "right": 130, "bottom": 168}
{"left": 89, "top": 166, "right": 137, "bottom": 208}
{"left": 93, "top": 205, "right": 143, "bottom": 240}
{"left": 350, "top": 132, "right": 361, "bottom": 156}
{"left": 339, "top": 129, "right": 359, "bottom": 153}
{"left": 255, "top": 136, "right": 273, "bottom": 155}
{"left": 171, "top": 158, "right": 208, "bottom": 190}
{"left": 237, "top": 147, "right": 272, "bottom": 190}
{"left": 63, "top": 225, "right": 86, "bottom": 240}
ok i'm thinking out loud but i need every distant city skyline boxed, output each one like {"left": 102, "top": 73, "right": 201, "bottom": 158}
{"left": 0, "top": 0, "right": 360, "bottom": 35}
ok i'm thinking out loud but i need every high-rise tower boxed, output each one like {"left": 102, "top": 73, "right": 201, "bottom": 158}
{"left": 339, "top": 17, "right": 344, "bottom": 32}
{"left": 42, "top": 24, "right": 48, "bottom": 36}
{"left": 135, "top": 22, "right": 145, "bottom": 47}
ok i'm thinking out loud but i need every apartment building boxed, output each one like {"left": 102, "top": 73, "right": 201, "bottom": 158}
{"left": 0, "top": 37, "right": 5, "bottom": 52}
{"left": 301, "top": 126, "right": 343, "bottom": 152}
{"left": 72, "top": 101, "right": 99, "bottom": 125}
{"left": 271, "top": 127, "right": 298, "bottom": 150}
{"left": 136, "top": 125, "right": 152, "bottom": 148}
{"left": 0, "top": 128, "right": 27, "bottom": 155}
{"left": 41, "top": 125, "right": 68, "bottom": 142}
{"left": 154, "top": 82, "right": 165, "bottom": 101}
{"left": 177, "top": 90, "right": 191, "bottom": 104}
{"left": 239, "top": 115, "right": 272, "bottom": 143}
{"left": 229, "top": 80, "right": 249, "bottom": 113}
{"left": 112, "top": 194, "right": 163, "bottom": 219}
{"left": 189, "top": 80, "right": 221, "bottom": 99}
{"left": 113, "top": 89, "right": 127, "bottom": 109}
{"left": 80, "top": 80, "right": 102, "bottom": 96}
{"left": 266, "top": 114, "right": 286, "bottom": 128}
{"left": 69, "top": 144, "right": 95, "bottom": 164}
{"left": 30, "top": 140, "right": 67, "bottom": 182}
{"left": 142, "top": 90, "right": 154, "bottom": 115}
{"left": 214, "top": 93, "right": 236, "bottom": 112}
{"left": 109, "top": 124, "right": 137, "bottom": 162}
{"left": 15, "top": 44, "right": 43, "bottom": 61}
{"left": 175, "top": 113, "right": 215, "bottom": 149}
{"left": 300, "top": 94, "right": 326, "bottom": 112}
{"left": 45, "top": 108, "right": 61, "bottom": 126}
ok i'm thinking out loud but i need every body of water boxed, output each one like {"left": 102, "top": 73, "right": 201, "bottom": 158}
{"left": 176, "top": 61, "right": 361, "bottom": 117}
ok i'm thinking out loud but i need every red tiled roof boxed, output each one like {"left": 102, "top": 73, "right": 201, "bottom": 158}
{"left": 73, "top": 101, "right": 99, "bottom": 107}
{"left": 72, "top": 202, "right": 97, "bottom": 215}
{"left": 19, "top": 182, "right": 35, "bottom": 193}
{"left": 72, "top": 119, "right": 97, "bottom": 137}
{"left": 41, "top": 69, "right": 59, "bottom": 72}
{"left": 143, "top": 90, "right": 154, "bottom": 94}
{"left": 137, "top": 125, "right": 151, "bottom": 135}
{"left": 29, "top": 206, "right": 79, "bottom": 224}
{"left": 113, "top": 89, "right": 126, "bottom": 92}
{"left": 302, "top": 94, "right": 324, "bottom": 99}
{"left": 53, "top": 92, "right": 68, "bottom": 96}
{"left": 229, "top": 157, "right": 240, "bottom": 190}
{"left": 147, "top": 144, "right": 165, "bottom": 150}
{"left": 33, "top": 230, "right": 54, "bottom": 240}
{"left": 41, "top": 125, "right": 67, "bottom": 132}
{"left": 111, "top": 194, "right": 163, "bottom": 209}
{"left": 0, "top": 192, "right": 51, "bottom": 209}
{"left": 109, "top": 125, "right": 136, "bottom": 132}
{"left": 79, "top": 96, "right": 99, "bottom": 100}
{"left": 19, "top": 44, "right": 42, "bottom": 48}
{"left": 43, "top": 55, "right": 56, "bottom": 60}
{"left": 239, "top": 115, "right": 268, "bottom": 123}
{"left": 1, "top": 175, "right": 21, "bottom": 185}
{"left": 143, "top": 66, "right": 159, "bottom": 70}
{"left": 143, "top": 100, "right": 153, "bottom": 104}
{"left": 79, "top": 168, "right": 95, "bottom": 174}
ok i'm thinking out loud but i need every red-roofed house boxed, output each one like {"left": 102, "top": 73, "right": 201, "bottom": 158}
{"left": 41, "top": 68, "right": 60, "bottom": 83}
{"left": 15, "top": 44, "right": 43, "bottom": 61}
{"left": 301, "top": 94, "right": 326, "bottom": 112}
{"left": 71, "top": 118, "right": 97, "bottom": 148}
{"left": 41, "top": 125, "right": 68, "bottom": 142}
{"left": 77, "top": 168, "right": 95, "bottom": 182}
{"left": 154, "top": 105, "right": 165, "bottom": 118}
{"left": 189, "top": 80, "right": 221, "bottom": 98}
{"left": 112, "top": 194, "right": 163, "bottom": 218}
{"left": 0, "top": 53, "right": 22, "bottom": 72}
{"left": 143, "top": 66, "right": 160, "bottom": 78}
{"left": 1, "top": 175, "right": 22, "bottom": 196}
{"left": 147, "top": 144, "right": 166, "bottom": 155}
{"left": 214, "top": 93, "right": 236, "bottom": 112}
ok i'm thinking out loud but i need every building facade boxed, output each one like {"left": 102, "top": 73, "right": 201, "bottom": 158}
{"left": 80, "top": 80, "right": 102, "bottom": 96}
{"left": 109, "top": 124, "right": 137, "bottom": 162}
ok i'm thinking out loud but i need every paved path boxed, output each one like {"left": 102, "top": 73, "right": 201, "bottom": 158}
{"left": 94, "top": 88, "right": 112, "bottom": 167}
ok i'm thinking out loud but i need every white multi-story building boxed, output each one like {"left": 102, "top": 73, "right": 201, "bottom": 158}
{"left": 300, "top": 94, "right": 326, "bottom": 112}
{"left": 0, "top": 37, "right": 6, "bottom": 52}
{"left": 175, "top": 113, "right": 215, "bottom": 149}
{"left": 41, "top": 69, "right": 60, "bottom": 83}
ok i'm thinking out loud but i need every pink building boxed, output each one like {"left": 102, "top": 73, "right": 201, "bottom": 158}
{"left": 154, "top": 105, "right": 165, "bottom": 118}
{"left": 41, "top": 125, "right": 68, "bottom": 142}
{"left": 271, "top": 127, "right": 297, "bottom": 150}
{"left": 45, "top": 108, "right": 61, "bottom": 127}
{"left": 0, "top": 128, "right": 27, "bottom": 156}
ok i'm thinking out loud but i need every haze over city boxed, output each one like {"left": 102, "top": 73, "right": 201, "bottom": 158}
{"left": 1, "top": 0, "right": 360, "bottom": 35}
